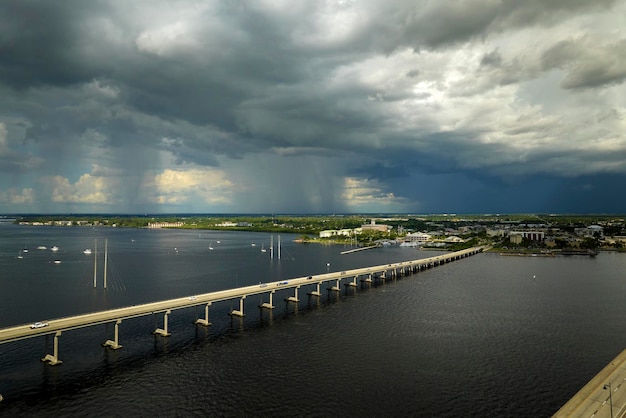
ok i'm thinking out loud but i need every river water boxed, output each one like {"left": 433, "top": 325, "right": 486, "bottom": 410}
{"left": 1, "top": 223, "right": 626, "bottom": 416}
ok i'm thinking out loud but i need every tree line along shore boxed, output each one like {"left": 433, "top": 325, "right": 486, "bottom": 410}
{"left": 11, "top": 213, "right": 626, "bottom": 253}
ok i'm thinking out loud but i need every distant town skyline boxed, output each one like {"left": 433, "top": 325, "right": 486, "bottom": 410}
{"left": 1, "top": 1, "right": 625, "bottom": 214}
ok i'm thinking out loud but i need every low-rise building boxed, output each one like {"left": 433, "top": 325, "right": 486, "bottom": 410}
{"left": 405, "top": 232, "right": 432, "bottom": 242}
{"left": 575, "top": 225, "right": 604, "bottom": 238}
{"left": 487, "top": 229, "right": 506, "bottom": 237}
{"left": 510, "top": 230, "right": 545, "bottom": 241}
{"left": 319, "top": 228, "right": 361, "bottom": 238}
{"left": 147, "top": 221, "right": 183, "bottom": 228}
{"left": 509, "top": 233, "right": 523, "bottom": 245}
{"left": 361, "top": 219, "right": 392, "bottom": 232}
{"left": 216, "top": 221, "right": 238, "bottom": 227}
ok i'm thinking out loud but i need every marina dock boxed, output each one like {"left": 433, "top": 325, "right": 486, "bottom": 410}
{"left": 340, "top": 245, "right": 378, "bottom": 254}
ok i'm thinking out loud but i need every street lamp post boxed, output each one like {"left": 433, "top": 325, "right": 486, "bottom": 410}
{"left": 604, "top": 382, "right": 614, "bottom": 418}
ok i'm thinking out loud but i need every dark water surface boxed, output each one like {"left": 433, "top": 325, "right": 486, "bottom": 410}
{"left": 1, "top": 224, "right": 626, "bottom": 416}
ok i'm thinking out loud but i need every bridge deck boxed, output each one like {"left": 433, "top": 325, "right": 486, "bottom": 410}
{"left": 0, "top": 246, "right": 485, "bottom": 345}
{"left": 554, "top": 349, "right": 626, "bottom": 418}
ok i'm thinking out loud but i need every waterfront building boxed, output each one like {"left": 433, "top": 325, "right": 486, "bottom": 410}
{"left": 405, "top": 232, "right": 432, "bottom": 243}
{"left": 574, "top": 225, "right": 604, "bottom": 238}
{"left": 361, "top": 219, "right": 392, "bottom": 233}
{"left": 147, "top": 221, "right": 184, "bottom": 229}
{"left": 509, "top": 233, "right": 523, "bottom": 245}
{"left": 509, "top": 230, "right": 545, "bottom": 241}
{"left": 319, "top": 228, "right": 361, "bottom": 238}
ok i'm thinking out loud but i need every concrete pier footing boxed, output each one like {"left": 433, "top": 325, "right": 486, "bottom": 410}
{"left": 195, "top": 303, "right": 212, "bottom": 326}
{"left": 103, "top": 319, "right": 123, "bottom": 349}
{"left": 328, "top": 279, "right": 341, "bottom": 292}
{"left": 41, "top": 331, "right": 63, "bottom": 365}
{"left": 153, "top": 310, "right": 172, "bottom": 336}
{"left": 285, "top": 286, "right": 300, "bottom": 303}
{"left": 308, "top": 283, "right": 322, "bottom": 297}
{"left": 260, "top": 291, "right": 276, "bottom": 309}
{"left": 230, "top": 296, "right": 246, "bottom": 317}
{"left": 103, "top": 340, "right": 122, "bottom": 349}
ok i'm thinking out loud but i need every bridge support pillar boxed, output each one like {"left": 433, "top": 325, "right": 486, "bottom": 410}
{"left": 329, "top": 279, "right": 341, "bottom": 292}
{"left": 260, "top": 291, "right": 276, "bottom": 309}
{"left": 308, "top": 282, "right": 322, "bottom": 297}
{"left": 230, "top": 296, "right": 246, "bottom": 317}
{"left": 41, "top": 331, "right": 63, "bottom": 365}
{"left": 195, "top": 302, "right": 212, "bottom": 326}
{"left": 286, "top": 286, "right": 300, "bottom": 303}
{"left": 348, "top": 276, "right": 358, "bottom": 287}
{"left": 103, "top": 319, "right": 123, "bottom": 349}
{"left": 154, "top": 310, "right": 172, "bottom": 337}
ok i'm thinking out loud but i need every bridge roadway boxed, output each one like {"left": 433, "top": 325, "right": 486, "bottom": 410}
{"left": 554, "top": 349, "right": 626, "bottom": 418}
{"left": 0, "top": 246, "right": 484, "bottom": 366}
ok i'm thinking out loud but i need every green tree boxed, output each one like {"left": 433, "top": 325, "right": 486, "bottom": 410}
{"left": 580, "top": 237, "right": 599, "bottom": 249}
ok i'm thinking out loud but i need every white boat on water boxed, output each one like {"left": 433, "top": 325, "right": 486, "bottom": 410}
{"left": 53, "top": 260, "right": 61, "bottom": 264}
{"left": 37, "top": 246, "right": 47, "bottom": 250}
{"left": 83, "top": 249, "right": 92, "bottom": 255}
{"left": 51, "top": 246, "right": 59, "bottom": 252}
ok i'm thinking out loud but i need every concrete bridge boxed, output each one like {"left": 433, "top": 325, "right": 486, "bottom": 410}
{"left": 0, "top": 246, "right": 485, "bottom": 371}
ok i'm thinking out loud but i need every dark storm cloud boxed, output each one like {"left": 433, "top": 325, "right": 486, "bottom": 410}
{"left": 1, "top": 0, "right": 615, "bottom": 156}
{"left": 0, "top": 152, "right": 42, "bottom": 174}
{"left": 541, "top": 37, "right": 626, "bottom": 90}
{"left": 0, "top": 1, "right": 340, "bottom": 160}
{"left": 367, "top": 0, "right": 618, "bottom": 51}
{"left": 0, "top": 0, "right": 625, "bottom": 213}
{"left": 0, "top": 0, "right": 114, "bottom": 89}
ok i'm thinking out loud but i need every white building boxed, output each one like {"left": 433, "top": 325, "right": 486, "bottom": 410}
{"left": 147, "top": 221, "right": 183, "bottom": 229}
{"left": 404, "top": 232, "right": 432, "bottom": 242}
{"left": 319, "top": 229, "right": 361, "bottom": 238}
{"left": 216, "top": 221, "right": 238, "bottom": 227}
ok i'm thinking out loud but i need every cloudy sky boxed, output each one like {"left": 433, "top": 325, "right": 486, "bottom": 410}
{"left": 1, "top": 0, "right": 625, "bottom": 214}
